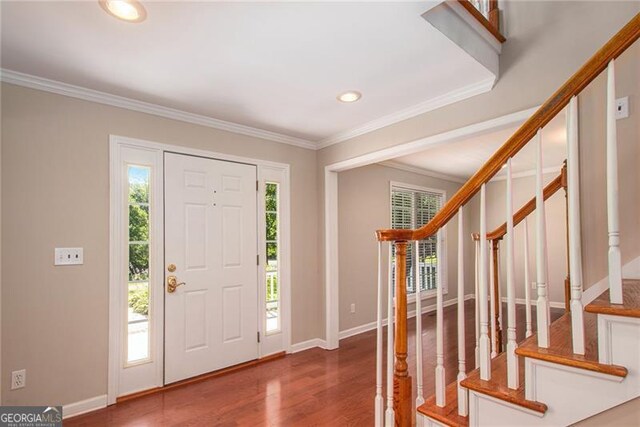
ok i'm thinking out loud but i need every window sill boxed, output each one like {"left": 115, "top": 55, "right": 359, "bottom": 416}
{"left": 394, "top": 289, "right": 449, "bottom": 306}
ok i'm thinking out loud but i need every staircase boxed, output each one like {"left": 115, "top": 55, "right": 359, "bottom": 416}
{"left": 418, "top": 280, "right": 640, "bottom": 426}
{"left": 372, "top": 11, "right": 640, "bottom": 427}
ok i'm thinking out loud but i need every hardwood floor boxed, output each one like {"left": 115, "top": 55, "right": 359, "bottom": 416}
{"left": 66, "top": 300, "right": 562, "bottom": 426}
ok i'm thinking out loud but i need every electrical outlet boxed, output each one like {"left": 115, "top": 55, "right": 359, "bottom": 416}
{"left": 615, "top": 97, "right": 629, "bottom": 120}
{"left": 54, "top": 248, "right": 83, "bottom": 266}
{"left": 350, "top": 303, "right": 356, "bottom": 314}
{"left": 531, "top": 281, "right": 537, "bottom": 290}
{"left": 11, "top": 369, "right": 26, "bottom": 390}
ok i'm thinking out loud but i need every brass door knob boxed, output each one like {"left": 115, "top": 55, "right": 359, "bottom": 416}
{"left": 167, "top": 275, "right": 186, "bottom": 293}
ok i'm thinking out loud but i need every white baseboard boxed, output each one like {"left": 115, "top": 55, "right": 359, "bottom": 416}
{"left": 63, "top": 394, "right": 107, "bottom": 419}
{"left": 582, "top": 256, "right": 640, "bottom": 305}
{"left": 499, "top": 296, "right": 565, "bottom": 309}
{"left": 338, "top": 294, "right": 475, "bottom": 341}
{"left": 289, "top": 338, "right": 327, "bottom": 354}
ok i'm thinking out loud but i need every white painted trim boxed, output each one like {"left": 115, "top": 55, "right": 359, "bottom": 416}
{"left": 323, "top": 107, "right": 539, "bottom": 350}
{"left": 108, "top": 135, "right": 292, "bottom": 402}
{"left": 0, "top": 69, "right": 501, "bottom": 152}
{"left": 405, "top": 289, "right": 441, "bottom": 305}
{"left": 318, "top": 78, "right": 496, "bottom": 149}
{"left": 63, "top": 395, "right": 107, "bottom": 419}
{"left": 499, "top": 296, "right": 565, "bottom": 310}
{"left": 326, "top": 106, "right": 540, "bottom": 172}
{"left": 339, "top": 294, "right": 475, "bottom": 340}
{"left": 490, "top": 164, "right": 563, "bottom": 181}
{"left": 582, "top": 256, "right": 640, "bottom": 305}
{"left": 0, "top": 69, "right": 316, "bottom": 150}
{"left": 380, "top": 161, "right": 466, "bottom": 184}
{"left": 289, "top": 339, "right": 328, "bottom": 354}
{"left": 324, "top": 168, "right": 340, "bottom": 350}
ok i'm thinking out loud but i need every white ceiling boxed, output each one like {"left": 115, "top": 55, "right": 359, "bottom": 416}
{"left": 389, "top": 111, "right": 567, "bottom": 180}
{"left": 0, "top": 1, "right": 494, "bottom": 146}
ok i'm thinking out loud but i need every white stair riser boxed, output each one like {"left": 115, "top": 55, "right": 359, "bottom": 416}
{"left": 418, "top": 414, "right": 449, "bottom": 427}
{"left": 463, "top": 314, "right": 640, "bottom": 426}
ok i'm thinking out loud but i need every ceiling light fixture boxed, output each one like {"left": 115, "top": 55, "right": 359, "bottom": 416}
{"left": 337, "top": 91, "right": 362, "bottom": 103}
{"left": 100, "top": 0, "right": 147, "bottom": 23}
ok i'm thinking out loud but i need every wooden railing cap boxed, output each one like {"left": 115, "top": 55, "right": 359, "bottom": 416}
{"left": 375, "top": 13, "right": 640, "bottom": 243}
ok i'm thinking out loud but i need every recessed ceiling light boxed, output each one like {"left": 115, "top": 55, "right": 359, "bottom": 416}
{"left": 337, "top": 91, "right": 362, "bottom": 103}
{"left": 100, "top": 0, "right": 147, "bottom": 23}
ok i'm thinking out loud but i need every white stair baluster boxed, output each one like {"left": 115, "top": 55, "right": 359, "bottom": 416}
{"left": 479, "top": 184, "right": 491, "bottom": 380}
{"left": 536, "top": 129, "right": 551, "bottom": 348}
{"left": 606, "top": 60, "right": 623, "bottom": 304}
{"left": 457, "top": 207, "right": 468, "bottom": 416}
{"left": 415, "top": 240, "right": 425, "bottom": 409}
{"left": 385, "top": 244, "right": 394, "bottom": 426}
{"left": 474, "top": 238, "right": 480, "bottom": 366}
{"left": 567, "top": 96, "right": 586, "bottom": 354}
{"left": 436, "top": 230, "right": 445, "bottom": 407}
{"left": 523, "top": 217, "right": 533, "bottom": 338}
{"left": 506, "top": 159, "right": 519, "bottom": 389}
{"left": 375, "top": 242, "right": 384, "bottom": 427}
{"left": 489, "top": 241, "right": 497, "bottom": 358}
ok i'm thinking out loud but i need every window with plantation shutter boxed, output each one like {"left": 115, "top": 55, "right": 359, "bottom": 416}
{"left": 390, "top": 183, "right": 445, "bottom": 296}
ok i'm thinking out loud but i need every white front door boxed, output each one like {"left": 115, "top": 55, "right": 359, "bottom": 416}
{"left": 164, "top": 152, "right": 258, "bottom": 384}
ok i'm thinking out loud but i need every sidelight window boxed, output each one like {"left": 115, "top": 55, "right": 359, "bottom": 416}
{"left": 265, "top": 182, "right": 280, "bottom": 334}
{"left": 126, "top": 165, "right": 151, "bottom": 364}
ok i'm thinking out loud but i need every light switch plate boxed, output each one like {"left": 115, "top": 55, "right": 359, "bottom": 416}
{"left": 54, "top": 248, "right": 84, "bottom": 266}
{"left": 615, "top": 96, "right": 629, "bottom": 120}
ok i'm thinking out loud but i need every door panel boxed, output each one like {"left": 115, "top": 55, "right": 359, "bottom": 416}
{"left": 164, "top": 153, "right": 258, "bottom": 384}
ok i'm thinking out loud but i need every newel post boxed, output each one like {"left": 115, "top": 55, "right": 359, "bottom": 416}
{"left": 393, "top": 240, "right": 412, "bottom": 427}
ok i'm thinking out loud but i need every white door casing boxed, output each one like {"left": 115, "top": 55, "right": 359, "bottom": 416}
{"left": 109, "top": 136, "right": 291, "bottom": 402}
{"left": 164, "top": 153, "right": 258, "bottom": 384}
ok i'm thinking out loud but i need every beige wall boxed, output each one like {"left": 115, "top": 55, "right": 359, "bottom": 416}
{"left": 0, "top": 84, "right": 320, "bottom": 406}
{"left": 338, "top": 164, "right": 475, "bottom": 332}
{"left": 577, "top": 41, "right": 640, "bottom": 288}
{"left": 318, "top": 1, "right": 640, "bottom": 340}
{"left": 484, "top": 173, "right": 568, "bottom": 305}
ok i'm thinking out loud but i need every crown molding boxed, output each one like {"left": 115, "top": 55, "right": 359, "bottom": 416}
{"left": 0, "top": 68, "right": 317, "bottom": 150}
{"left": 379, "top": 160, "right": 467, "bottom": 184}
{"left": 316, "top": 76, "right": 496, "bottom": 149}
{"left": 1, "top": 69, "right": 499, "bottom": 153}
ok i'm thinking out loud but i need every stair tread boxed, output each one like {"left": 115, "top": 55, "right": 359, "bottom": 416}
{"left": 585, "top": 279, "right": 640, "bottom": 318}
{"left": 516, "top": 312, "right": 628, "bottom": 377}
{"left": 417, "top": 381, "right": 469, "bottom": 427}
{"left": 460, "top": 352, "right": 547, "bottom": 414}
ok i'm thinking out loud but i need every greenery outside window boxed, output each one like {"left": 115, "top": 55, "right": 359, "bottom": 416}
{"left": 265, "top": 182, "right": 280, "bottom": 334}
{"left": 127, "top": 165, "right": 151, "bottom": 364}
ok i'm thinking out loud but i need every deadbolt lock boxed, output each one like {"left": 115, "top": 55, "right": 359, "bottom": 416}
{"left": 167, "top": 263, "right": 177, "bottom": 273}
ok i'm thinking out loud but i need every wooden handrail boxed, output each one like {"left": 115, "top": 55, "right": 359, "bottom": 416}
{"left": 472, "top": 165, "right": 566, "bottom": 242}
{"left": 376, "top": 12, "right": 640, "bottom": 243}
{"left": 457, "top": 0, "right": 506, "bottom": 43}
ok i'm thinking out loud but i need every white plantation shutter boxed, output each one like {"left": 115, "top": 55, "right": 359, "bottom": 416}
{"left": 391, "top": 184, "right": 443, "bottom": 294}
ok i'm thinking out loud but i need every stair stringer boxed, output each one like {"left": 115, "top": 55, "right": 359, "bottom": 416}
{"left": 465, "top": 314, "right": 640, "bottom": 426}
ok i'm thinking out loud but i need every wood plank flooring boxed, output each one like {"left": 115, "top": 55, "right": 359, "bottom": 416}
{"left": 66, "top": 300, "right": 561, "bottom": 426}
